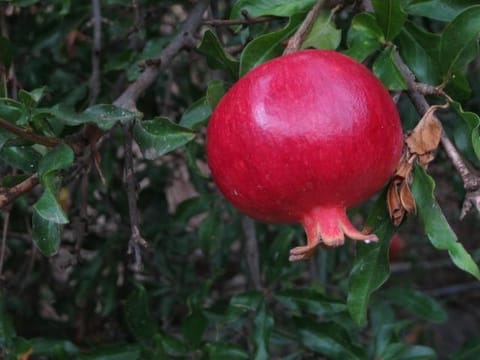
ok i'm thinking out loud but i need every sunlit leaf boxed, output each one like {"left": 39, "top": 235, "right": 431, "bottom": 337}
{"left": 345, "top": 13, "right": 383, "bottom": 61}
{"left": 231, "top": 0, "right": 315, "bottom": 18}
{"left": 301, "top": 11, "right": 341, "bottom": 50}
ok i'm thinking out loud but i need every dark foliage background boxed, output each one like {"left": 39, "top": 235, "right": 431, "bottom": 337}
{"left": 0, "top": 0, "right": 480, "bottom": 359}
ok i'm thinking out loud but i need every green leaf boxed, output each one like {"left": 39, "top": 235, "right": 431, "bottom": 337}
{"left": 49, "top": 104, "right": 136, "bottom": 131}
{"left": 403, "top": 0, "right": 479, "bottom": 21}
{"left": 397, "top": 21, "right": 441, "bottom": 85}
{"left": 29, "top": 338, "right": 79, "bottom": 357}
{"left": 0, "top": 145, "right": 41, "bottom": 173}
{"left": 347, "top": 192, "right": 397, "bottom": 326}
{"left": 33, "top": 144, "right": 74, "bottom": 224}
{"left": 0, "top": 293, "right": 15, "bottom": 348}
{"left": 32, "top": 211, "right": 62, "bottom": 256}
{"left": 197, "top": 30, "right": 239, "bottom": 78}
{"left": 372, "top": 0, "right": 407, "bottom": 41}
{"left": 452, "top": 337, "right": 480, "bottom": 360}
{"left": 225, "top": 291, "right": 263, "bottom": 320}
{"left": 384, "top": 287, "right": 448, "bottom": 323}
{"left": 381, "top": 343, "right": 436, "bottom": 360}
{"left": 125, "top": 284, "right": 157, "bottom": 342}
{"left": 301, "top": 11, "right": 341, "bottom": 50}
{"left": 206, "top": 343, "right": 249, "bottom": 360}
{"left": 239, "top": 14, "right": 302, "bottom": 76}
{"left": 452, "top": 99, "right": 480, "bottom": 161}
{"left": 231, "top": 0, "right": 315, "bottom": 18}
{"left": 373, "top": 45, "right": 408, "bottom": 90}
{"left": 206, "top": 80, "right": 226, "bottom": 110}
{"left": 78, "top": 344, "right": 141, "bottom": 360}
{"left": 252, "top": 302, "right": 273, "bottom": 360}
{"left": 179, "top": 97, "right": 211, "bottom": 130}
{"left": 199, "top": 211, "right": 224, "bottom": 256}
{"left": 345, "top": 13, "right": 383, "bottom": 62}
{"left": 181, "top": 310, "right": 207, "bottom": 348}
{"left": 439, "top": 5, "right": 480, "bottom": 82}
{"left": 0, "top": 36, "right": 14, "bottom": 68}
{"left": 275, "top": 288, "right": 347, "bottom": 316}
{"left": 19, "top": 87, "right": 46, "bottom": 108}
{"left": 133, "top": 117, "right": 195, "bottom": 160}
{"left": 294, "top": 318, "right": 365, "bottom": 359}
{"left": 412, "top": 166, "right": 480, "bottom": 280}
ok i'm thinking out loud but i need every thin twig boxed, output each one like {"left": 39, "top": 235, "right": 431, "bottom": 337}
{"left": 89, "top": 0, "right": 102, "bottom": 105}
{"left": 394, "top": 50, "right": 480, "bottom": 218}
{"left": 123, "top": 123, "right": 147, "bottom": 272}
{"left": 241, "top": 216, "right": 262, "bottom": 290}
{"left": 0, "top": 210, "right": 10, "bottom": 278}
{"left": 0, "top": 117, "right": 62, "bottom": 148}
{"left": 113, "top": 0, "right": 209, "bottom": 111}
{"left": 0, "top": 174, "right": 39, "bottom": 209}
{"left": 283, "top": 0, "right": 325, "bottom": 55}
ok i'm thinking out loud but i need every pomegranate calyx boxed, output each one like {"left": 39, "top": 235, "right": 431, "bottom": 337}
{"left": 289, "top": 207, "right": 378, "bottom": 262}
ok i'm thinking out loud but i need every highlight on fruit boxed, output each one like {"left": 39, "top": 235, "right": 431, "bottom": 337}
{"left": 206, "top": 49, "right": 403, "bottom": 261}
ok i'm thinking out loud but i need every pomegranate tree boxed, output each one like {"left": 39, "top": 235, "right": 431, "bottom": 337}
{"left": 206, "top": 50, "right": 403, "bottom": 261}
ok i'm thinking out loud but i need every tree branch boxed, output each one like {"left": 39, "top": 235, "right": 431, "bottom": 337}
{"left": 283, "top": 0, "right": 325, "bottom": 55}
{"left": 113, "top": 0, "right": 209, "bottom": 111}
{"left": 123, "top": 123, "right": 147, "bottom": 272}
{"left": 0, "top": 174, "right": 39, "bottom": 209}
{"left": 394, "top": 50, "right": 480, "bottom": 218}
{"left": 241, "top": 216, "right": 262, "bottom": 290}
{"left": 88, "top": 0, "right": 102, "bottom": 105}
{"left": 0, "top": 117, "right": 62, "bottom": 148}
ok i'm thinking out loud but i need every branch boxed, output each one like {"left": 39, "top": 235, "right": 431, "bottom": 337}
{"left": 0, "top": 174, "right": 39, "bottom": 209}
{"left": 394, "top": 50, "right": 480, "bottom": 218}
{"left": 0, "top": 210, "right": 10, "bottom": 278}
{"left": 241, "top": 216, "right": 262, "bottom": 290}
{"left": 113, "top": 0, "right": 209, "bottom": 111}
{"left": 283, "top": 0, "right": 325, "bottom": 55}
{"left": 123, "top": 123, "right": 147, "bottom": 272}
{"left": 88, "top": 0, "right": 102, "bottom": 105}
{"left": 0, "top": 117, "right": 62, "bottom": 148}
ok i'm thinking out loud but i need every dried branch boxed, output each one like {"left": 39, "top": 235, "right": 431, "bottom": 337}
{"left": 88, "top": 0, "right": 102, "bottom": 105}
{"left": 113, "top": 0, "right": 209, "bottom": 111}
{"left": 123, "top": 123, "right": 147, "bottom": 272}
{"left": 241, "top": 216, "right": 262, "bottom": 290}
{"left": 0, "top": 117, "right": 62, "bottom": 148}
{"left": 283, "top": 0, "right": 325, "bottom": 55}
{"left": 394, "top": 50, "right": 480, "bottom": 218}
{"left": 0, "top": 173, "right": 39, "bottom": 209}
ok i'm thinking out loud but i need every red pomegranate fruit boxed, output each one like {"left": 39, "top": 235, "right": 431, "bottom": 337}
{"left": 206, "top": 50, "right": 403, "bottom": 261}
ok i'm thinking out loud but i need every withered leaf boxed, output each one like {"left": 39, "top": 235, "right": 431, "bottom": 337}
{"left": 399, "top": 181, "right": 416, "bottom": 214}
{"left": 387, "top": 177, "right": 406, "bottom": 226}
{"left": 405, "top": 105, "right": 443, "bottom": 161}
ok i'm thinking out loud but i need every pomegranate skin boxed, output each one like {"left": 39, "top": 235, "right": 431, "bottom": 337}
{"left": 206, "top": 50, "right": 403, "bottom": 260}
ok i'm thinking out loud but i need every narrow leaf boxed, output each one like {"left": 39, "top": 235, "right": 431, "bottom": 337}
{"left": 252, "top": 302, "right": 274, "bottom": 360}
{"left": 451, "top": 100, "right": 480, "bottom": 160}
{"left": 373, "top": 45, "right": 408, "bottom": 90}
{"left": 133, "top": 117, "right": 195, "bottom": 160}
{"left": 347, "top": 192, "right": 397, "bottom": 326}
{"left": 372, "top": 0, "right": 407, "bottom": 40}
{"left": 404, "top": 0, "right": 479, "bottom": 22}
{"left": 411, "top": 166, "right": 480, "bottom": 280}
{"left": 179, "top": 97, "right": 211, "bottom": 130}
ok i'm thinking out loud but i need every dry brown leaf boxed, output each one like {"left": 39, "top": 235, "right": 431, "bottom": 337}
{"left": 405, "top": 105, "right": 444, "bottom": 163}
{"left": 399, "top": 181, "right": 416, "bottom": 214}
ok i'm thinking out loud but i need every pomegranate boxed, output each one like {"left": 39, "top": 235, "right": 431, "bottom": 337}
{"left": 206, "top": 50, "right": 403, "bottom": 261}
